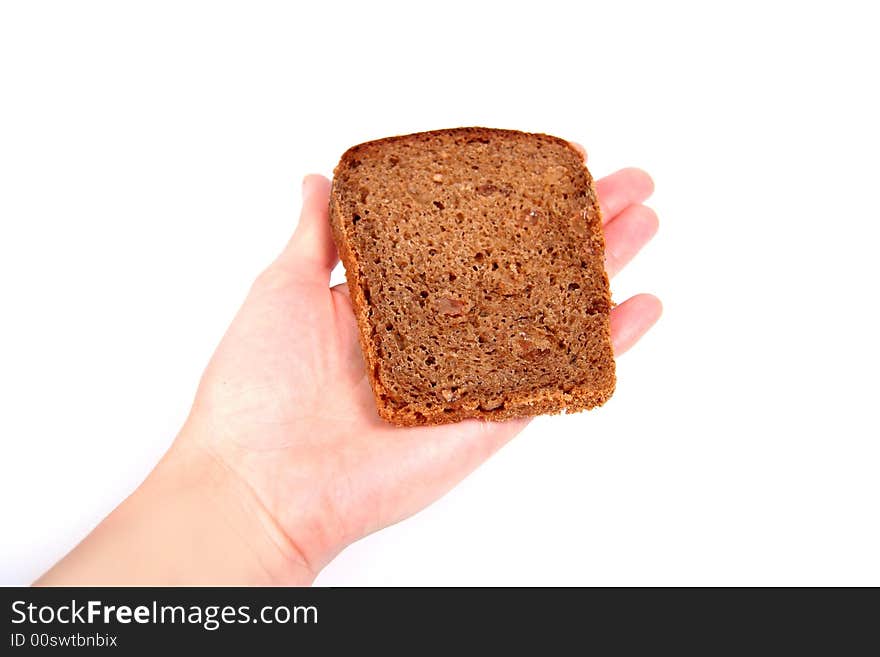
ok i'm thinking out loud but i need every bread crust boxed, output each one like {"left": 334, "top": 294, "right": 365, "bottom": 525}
{"left": 329, "top": 127, "right": 615, "bottom": 426}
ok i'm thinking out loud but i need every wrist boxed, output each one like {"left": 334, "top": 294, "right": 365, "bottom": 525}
{"left": 36, "top": 430, "right": 317, "bottom": 586}
{"left": 146, "top": 434, "right": 317, "bottom": 586}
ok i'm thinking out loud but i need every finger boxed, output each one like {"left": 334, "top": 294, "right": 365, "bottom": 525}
{"left": 568, "top": 141, "right": 587, "bottom": 161}
{"left": 595, "top": 168, "right": 654, "bottom": 224}
{"left": 273, "top": 174, "right": 337, "bottom": 281}
{"left": 603, "top": 205, "right": 659, "bottom": 278}
{"left": 610, "top": 294, "right": 662, "bottom": 355}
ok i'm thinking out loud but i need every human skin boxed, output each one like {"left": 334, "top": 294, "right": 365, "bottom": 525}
{"left": 37, "top": 151, "right": 661, "bottom": 585}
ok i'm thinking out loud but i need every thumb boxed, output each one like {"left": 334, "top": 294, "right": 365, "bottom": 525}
{"left": 271, "top": 174, "right": 337, "bottom": 282}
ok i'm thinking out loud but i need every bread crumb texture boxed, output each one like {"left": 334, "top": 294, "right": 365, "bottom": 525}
{"left": 329, "top": 128, "right": 615, "bottom": 426}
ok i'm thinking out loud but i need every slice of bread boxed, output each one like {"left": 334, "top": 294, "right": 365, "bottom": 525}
{"left": 329, "top": 127, "right": 615, "bottom": 426}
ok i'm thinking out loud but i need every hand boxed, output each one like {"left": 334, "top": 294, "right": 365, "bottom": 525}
{"left": 37, "top": 149, "right": 661, "bottom": 585}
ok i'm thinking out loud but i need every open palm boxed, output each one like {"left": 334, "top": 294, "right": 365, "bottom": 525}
{"left": 179, "top": 153, "right": 661, "bottom": 577}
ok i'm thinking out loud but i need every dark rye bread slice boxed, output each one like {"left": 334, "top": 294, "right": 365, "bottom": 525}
{"left": 329, "top": 127, "right": 615, "bottom": 426}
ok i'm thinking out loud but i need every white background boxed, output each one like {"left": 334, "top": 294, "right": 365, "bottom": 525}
{"left": 1, "top": 1, "right": 878, "bottom": 585}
